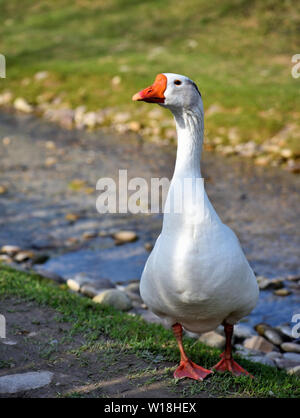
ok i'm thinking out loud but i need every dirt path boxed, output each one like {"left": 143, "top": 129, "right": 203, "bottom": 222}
{"left": 0, "top": 298, "right": 211, "bottom": 398}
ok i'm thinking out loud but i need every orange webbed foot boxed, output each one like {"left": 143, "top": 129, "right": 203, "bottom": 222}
{"left": 213, "top": 352, "right": 253, "bottom": 378}
{"left": 174, "top": 359, "right": 212, "bottom": 381}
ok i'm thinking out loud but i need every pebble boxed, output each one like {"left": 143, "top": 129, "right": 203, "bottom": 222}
{"left": 93, "top": 289, "right": 132, "bottom": 311}
{"left": 233, "top": 323, "right": 255, "bottom": 340}
{"left": 14, "top": 251, "right": 34, "bottom": 263}
{"left": 266, "top": 351, "right": 282, "bottom": 360}
{"left": 0, "top": 185, "right": 7, "bottom": 194}
{"left": 250, "top": 356, "right": 276, "bottom": 367}
{"left": 273, "top": 288, "right": 291, "bottom": 296}
{"left": 65, "top": 213, "right": 80, "bottom": 222}
{"left": 199, "top": 331, "right": 226, "bottom": 349}
{"left": 282, "top": 352, "right": 300, "bottom": 363}
{"left": 1, "top": 245, "right": 20, "bottom": 256}
{"left": 13, "top": 97, "right": 33, "bottom": 113}
{"left": 276, "top": 324, "right": 294, "bottom": 340}
{"left": 113, "top": 230, "right": 138, "bottom": 243}
{"left": 1, "top": 339, "right": 17, "bottom": 346}
{"left": 243, "top": 336, "right": 274, "bottom": 353}
{"left": 44, "top": 157, "right": 57, "bottom": 167}
{"left": 256, "top": 276, "right": 284, "bottom": 290}
{"left": 280, "top": 342, "right": 300, "bottom": 353}
{"left": 82, "top": 230, "right": 98, "bottom": 239}
{"left": 275, "top": 358, "right": 300, "bottom": 370}
{"left": 264, "top": 328, "right": 283, "bottom": 346}
{"left": 255, "top": 323, "right": 270, "bottom": 336}
{"left": 80, "top": 280, "right": 114, "bottom": 298}
{"left": 287, "top": 365, "right": 300, "bottom": 376}
{"left": 0, "top": 91, "right": 13, "bottom": 105}
{"left": 0, "top": 371, "right": 53, "bottom": 394}
{"left": 0, "top": 254, "right": 13, "bottom": 263}
{"left": 144, "top": 242, "right": 153, "bottom": 252}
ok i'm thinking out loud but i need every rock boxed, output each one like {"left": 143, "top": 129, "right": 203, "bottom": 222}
{"left": 113, "top": 230, "right": 138, "bottom": 243}
{"left": 234, "top": 323, "right": 255, "bottom": 340}
{"left": 287, "top": 365, "right": 300, "bottom": 376}
{"left": 282, "top": 352, "right": 300, "bottom": 363}
{"left": 256, "top": 276, "right": 284, "bottom": 290}
{"left": 250, "top": 356, "right": 276, "bottom": 367}
{"left": 113, "top": 112, "right": 130, "bottom": 124}
{"left": 67, "top": 279, "right": 81, "bottom": 292}
{"left": 255, "top": 323, "right": 270, "bottom": 336}
{"left": 1, "top": 339, "right": 17, "bottom": 346}
{"left": 138, "top": 309, "right": 165, "bottom": 326}
{"left": 276, "top": 324, "right": 294, "bottom": 340}
{"left": 81, "top": 279, "right": 114, "bottom": 298}
{"left": 93, "top": 289, "right": 132, "bottom": 311}
{"left": 32, "top": 253, "right": 49, "bottom": 265}
{"left": 35, "top": 268, "right": 64, "bottom": 283}
{"left": 0, "top": 91, "right": 13, "bottom": 105}
{"left": 281, "top": 342, "right": 300, "bottom": 353}
{"left": 266, "top": 351, "right": 283, "bottom": 360}
{"left": 111, "top": 75, "right": 121, "bottom": 86}
{"left": 14, "top": 251, "right": 34, "bottom": 263}
{"left": 275, "top": 358, "right": 300, "bottom": 370}
{"left": 83, "top": 112, "right": 97, "bottom": 129}
{"left": 0, "top": 371, "right": 53, "bottom": 394}
{"left": 14, "top": 97, "right": 33, "bottom": 113}
{"left": 199, "top": 331, "right": 226, "bottom": 349}
{"left": 65, "top": 213, "right": 80, "bottom": 222}
{"left": 82, "top": 230, "right": 97, "bottom": 239}
{"left": 34, "top": 71, "right": 49, "bottom": 81}
{"left": 281, "top": 148, "right": 293, "bottom": 159}
{"left": 273, "top": 288, "right": 291, "bottom": 296}
{"left": 128, "top": 121, "right": 141, "bottom": 132}
{"left": 264, "top": 328, "right": 283, "bottom": 346}
{"left": 1, "top": 245, "right": 20, "bottom": 256}
{"left": 125, "top": 281, "right": 140, "bottom": 295}
{"left": 0, "top": 254, "right": 13, "bottom": 263}
{"left": 144, "top": 242, "right": 153, "bottom": 252}
{"left": 234, "top": 344, "right": 261, "bottom": 359}
{"left": 44, "top": 157, "right": 57, "bottom": 167}
{"left": 0, "top": 185, "right": 7, "bottom": 194}
{"left": 243, "top": 336, "right": 274, "bottom": 353}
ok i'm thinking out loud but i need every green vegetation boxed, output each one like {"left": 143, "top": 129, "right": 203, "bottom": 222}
{"left": 0, "top": 0, "right": 300, "bottom": 158}
{"left": 0, "top": 265, "right": 299, "bottom": 398}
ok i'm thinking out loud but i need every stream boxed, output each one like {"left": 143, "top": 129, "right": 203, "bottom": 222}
{"left": 0, "top": 111, "right": 299, "bottom": 328}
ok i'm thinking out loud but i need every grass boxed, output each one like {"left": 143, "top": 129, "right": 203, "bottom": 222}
{"left": 0, "top": 265, "right": 299, "bottom": 398}
{"left": 0, "top": 0, "right": 300, "bottom": 155}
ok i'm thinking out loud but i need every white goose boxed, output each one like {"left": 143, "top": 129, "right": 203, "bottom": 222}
{"left": 132, "top": 73, "right": 259, "bottom": 380}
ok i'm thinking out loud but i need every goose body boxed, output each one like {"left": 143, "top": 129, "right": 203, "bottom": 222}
{"left": 133, "top": 73, "right": 259, "bottom": 379}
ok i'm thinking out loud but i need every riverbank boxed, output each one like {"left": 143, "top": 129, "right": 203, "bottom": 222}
{"left": 1, "top": 0, "right": 299, "bottom": 170}
{"left": 1, "top": 266, "right": 299, "bottom": 398}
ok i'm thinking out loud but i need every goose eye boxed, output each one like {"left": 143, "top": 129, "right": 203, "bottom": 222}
{"left": 174, "top": 80, "right": 182, "bottom": 85}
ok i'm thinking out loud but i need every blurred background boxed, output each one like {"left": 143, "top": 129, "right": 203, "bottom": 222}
{"left": 0, "top": 0, "right": 299, "bottom": 345}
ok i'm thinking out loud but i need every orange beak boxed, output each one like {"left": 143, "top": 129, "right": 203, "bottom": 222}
{"left": 132, "top": 73, "right": 167, "bottom": 103}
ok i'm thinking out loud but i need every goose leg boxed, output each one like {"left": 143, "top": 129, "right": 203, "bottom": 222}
{"left": 172, "top": 323, "right": 212, "bottom": 381}
{"left": 213, "top": 322, "right": 253, "bottom": 378}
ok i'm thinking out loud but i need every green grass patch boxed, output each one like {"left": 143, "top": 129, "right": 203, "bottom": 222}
{"left": 0, "top": 265, "right": 299, "bottom": 397}
{"left": 0, "top": 0, "right": 299, "bottom": 151}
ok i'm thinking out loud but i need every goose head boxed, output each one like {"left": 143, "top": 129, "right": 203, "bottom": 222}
{"left": 132, "top": 73, "right": 202, "bottom": 112}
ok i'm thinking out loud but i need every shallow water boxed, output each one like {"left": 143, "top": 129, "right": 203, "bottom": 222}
{"left": 0, "top": 111, "right": 299, "bottom": 327}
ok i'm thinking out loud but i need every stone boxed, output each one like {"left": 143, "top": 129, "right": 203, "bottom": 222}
{"left": 1, "top": 245, "right": 20, "bottom": 256}
{"left": 266, "top": 351, "right": 282, "bottom": 360}
{"left": 81, "top": 279, "right": 114, "bottom": 298}
{"left": 138, "top": 309, "right": 165, "bottom": 326}
{"left": 65, "top": 213, "right": 80, "bottom": 222}
{"left": 0, "top": 254, "right": 13, "bottom": 263}
{"left": 0, "top": 185, "right": 7, "bottom": 194}
{"left": 283, "top": 352, "right": 300, "bottom": 363}
{"left": 275, "top": 358, "right": 300, "bottom": 370}
{"left": 45, "top": 157, "right": 57, "bottom": 167}
{"left": 113, "top": 230, "right": 138, "bottom": 243}
{"left": 264, "top": 328, "right": 283, "bottom": 346}
{"left": 144, "top": 242, "right": 153, "bottom": 252}
{"left": 34, "top": 71, "right": 49, "bottom": 81}
{"left": 67, "top": 279, "right": 81, "bottom": 292}
{"left": 14, "top": 97, "right": 33, "bottom": 113}
{"left": 273, "top": 288, "right": 291, "bottom": 296}
{"left": 0, "top": 91, "right": 13, "bottom": 105}
{"left": 128, "top": 121, "right": 141, "bottom": 132}
{"left": 14, "top": 251, "right": 34, "bottom": 263}
{"left": 287, "top": 365, "right": 300, "bottom": 376}
{"left": 199, "top": 331, "right": 226, "bottom": 349}
{"left": 255, "top": 323, "right": 270, "bottom": 336}
{"left": 249, "top": 356, "right": 276, "bottom": 367}
{"left": 82, "top": 230, "right": 97, "bottom": 239}
{"left": 281, "top": 342, "right": 300, "bottom": 353}
{"left": 256, "top": 276, "right": 284, "bottom": 290}
{"left": 243, "top": 336, "right": 274, "bottom": 353}
{"left": 125, "top": 281, "right": 140, "bottom": 295}
{"left": 35, "top": 268, "right": 64, "bottom": 283}
{"left": 276, "top": 324, "right": 294, "bottom": 340}
{"left": 93, "top": 289, "right": 132, "bottom": 311}
{"left": 0, "top": 371, "right": 53, "bottom": 394}
{"left": 32, "top": 253, "right": 49, "bottom": 265}
{"left": 1, "top": 339, "right": 17, "bottom": 346}
{"left": 234, "top": 323, "right": 255, "bottom": 340}
{"left": 83, "top": 112, "right": 98, "bottom": 129}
